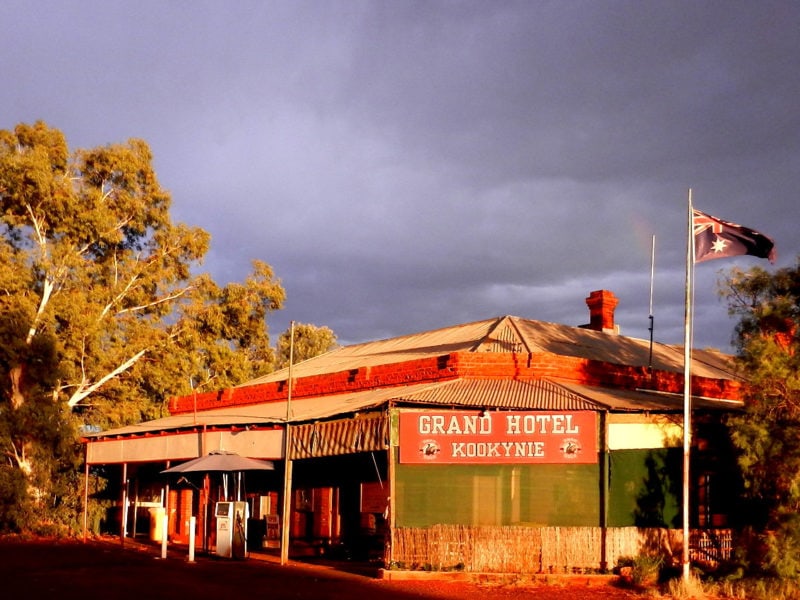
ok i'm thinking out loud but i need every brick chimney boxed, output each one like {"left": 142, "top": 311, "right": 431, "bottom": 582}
{"left": 585, "top": 290, "right": 619, "bottom": 334}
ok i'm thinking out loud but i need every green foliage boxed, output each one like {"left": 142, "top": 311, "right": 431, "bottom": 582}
{"left": 631, "top": 554, "right": 663, "bottom": 586}
{"left": 0, "top": 121, "right": 299, "bottom": 534}
{"left": 175, "top": 261, "right": 286, "bottom": 388}
{"left": 722, "top": 263, "right": 800, "bottom": 416}
{"left": 615, "top": 553, "right": 663, "bottom": 587}
{"left": 0, "top": 465, "right": 29, "bottom": 531}
{"left": 0, "top": 396, "right": 81, "bottom": 534}
{"left": 720, "top": 258, "right": 800, "bottom": 577}
{"left": 275, "top": 322, "right": 338, "bottom": 368}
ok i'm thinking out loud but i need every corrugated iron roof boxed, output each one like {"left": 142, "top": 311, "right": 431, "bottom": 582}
{"left": 90, "top": 373, "right": 739, "bottom": 441}
{"left": 86, "top": 382, "right": 440, "bottom": 438}
{"left": 556, "top": 381, "right": 744, "bottom": 412}
{"left": 242, "top": 317, "right": 501, "bottom": 385}
{"left": 243, "top": 315, "right": 738, "bottom": 387}
{"left": 391, "top": 378, "right": 602, "bottom": 411}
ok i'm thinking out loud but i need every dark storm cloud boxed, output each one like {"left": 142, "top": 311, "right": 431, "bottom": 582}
{"left": 2, "top": 0, "right": 798, "bottom": 350}
{"left": 340, "top": 2, "right": 799, "bottom": 183}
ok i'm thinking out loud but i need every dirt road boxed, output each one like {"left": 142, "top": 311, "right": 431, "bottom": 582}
{"left": 1, "top": 536, "right": 642, "bottom": 599}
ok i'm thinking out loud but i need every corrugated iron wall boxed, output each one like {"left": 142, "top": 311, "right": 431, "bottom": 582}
{"left": 289, "top": 412, "right": 387, "bottom": 459}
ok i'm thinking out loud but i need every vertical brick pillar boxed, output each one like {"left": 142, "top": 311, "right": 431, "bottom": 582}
{"left": 197, "top": 487, "right": 206, "bottom": 550}
{"left": 173, "top": 488, "right": 193, "bottom": 543}
{"left": 313, "top": 487, "right": 332, "bottom": 539}
{"left": 167, "top": 489, "right": 178, "bottom": 542}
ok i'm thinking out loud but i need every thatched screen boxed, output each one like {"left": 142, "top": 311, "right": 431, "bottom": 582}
{"left": 391, "top": 525, "right": 732, "bottom": 573}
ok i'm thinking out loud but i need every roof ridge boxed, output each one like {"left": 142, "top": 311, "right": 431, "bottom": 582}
{"left": 473, "top": 315, "right": 530, "bottom": 353}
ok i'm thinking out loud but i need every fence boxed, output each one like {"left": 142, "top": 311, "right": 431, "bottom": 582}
{"left": 391, "top": 525, "right": 733, "bottom": 573}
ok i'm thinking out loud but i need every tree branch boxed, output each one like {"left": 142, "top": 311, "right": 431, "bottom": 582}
{"left": 114, "top": 285, "right": 194, "bottom": 317}
{"left": 66, "top": 348, "right": 148, "bottom": 408}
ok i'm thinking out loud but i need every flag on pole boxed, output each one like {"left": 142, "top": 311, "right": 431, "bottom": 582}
{"left": 680, "top": 196, "right": 777, "bottom": 582}
{"left": 693, "top": 209, "right": 776, "bottom": 264}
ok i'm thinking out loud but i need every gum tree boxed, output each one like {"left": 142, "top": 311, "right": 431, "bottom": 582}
{"left": 275, "top": 322, "right": 338, "bottom": 368}
{"left": 0, "top": 122, "right": 286, "bottom": 530}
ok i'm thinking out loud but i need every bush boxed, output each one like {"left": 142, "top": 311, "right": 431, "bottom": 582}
{"left": 0, "top": 466, "right": 31, "bottom": 532}
{"left": 615, "top": 553, "right": 664, "bottom": 588}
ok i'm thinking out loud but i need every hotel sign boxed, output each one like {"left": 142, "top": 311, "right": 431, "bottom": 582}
{"left": 399, "top": 410, "right": 597, "bottom": 464}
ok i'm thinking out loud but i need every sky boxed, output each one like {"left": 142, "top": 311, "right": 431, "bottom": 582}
{"left": 2, "top": 1, "right": 798, "bottom": 352}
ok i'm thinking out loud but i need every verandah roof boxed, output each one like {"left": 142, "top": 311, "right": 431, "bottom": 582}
{"left": 85, "top": 377, "right": 738, "bottom": 442}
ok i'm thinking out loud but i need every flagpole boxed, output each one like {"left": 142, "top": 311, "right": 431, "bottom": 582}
{"left": 648, "top": 234, "right": 656, "bottom": 369}
{"left": 682, "top": 189, "right": 694, "bottom": 581}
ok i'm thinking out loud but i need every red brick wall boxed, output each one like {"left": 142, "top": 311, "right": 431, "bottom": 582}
{"left": 168, "top": 349, "right": 741, "bottom": 415}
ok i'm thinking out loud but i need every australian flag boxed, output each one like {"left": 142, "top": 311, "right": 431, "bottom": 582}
{"left": 693, "top": 209, "right": 776, "bottom": 264}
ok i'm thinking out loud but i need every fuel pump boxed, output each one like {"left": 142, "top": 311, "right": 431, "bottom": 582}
{"left": 215, "top": 501, "right": 248, "bottom": 558}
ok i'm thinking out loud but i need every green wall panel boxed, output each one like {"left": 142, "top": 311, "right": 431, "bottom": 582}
{"left": 395, "top": 462, "right": 599, "bottom": 528}
{"left": 608, "top": 448, "right": 682, "bottom": 527}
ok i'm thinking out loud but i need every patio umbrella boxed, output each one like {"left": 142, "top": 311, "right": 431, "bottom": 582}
{"left": 161, "top": 450, "right": 275, "bottom": 474}
{"left": 162, "top": 450, "right": 275, "bottom": 500}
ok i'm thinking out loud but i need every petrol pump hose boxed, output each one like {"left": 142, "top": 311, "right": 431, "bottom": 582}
{"left": 232, "top": 508, "right": 247, "bottom": 559}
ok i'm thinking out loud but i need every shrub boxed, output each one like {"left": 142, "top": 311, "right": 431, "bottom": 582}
{"left": 615, "top": 553, "right": 664, "bottom": 588}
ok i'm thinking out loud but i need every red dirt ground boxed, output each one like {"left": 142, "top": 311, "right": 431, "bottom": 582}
{"left": 0, "top": 536, "right": 646, "bottom": 599}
